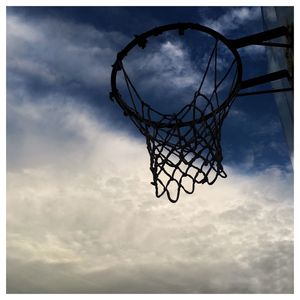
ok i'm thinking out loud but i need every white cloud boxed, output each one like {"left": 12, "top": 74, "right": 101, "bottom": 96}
{"left": 200, "top": 7, "right": 266, "bottom": 57}
{"left": 6, "top": 10, "right": 293, "bottom": 293}
{"left": 6, "top": 13, "right": 126, "bottom": 91}
{"left": 201, "top": 7, "right": 261, "bottom": 35}
{"left": 6, "top": 13, "right": 210, "bottom": 116}
{"left": 6, "top": 11, "right": 240, "bottom": 121}
{"left": 128, "top": 40, "right": 200, "bottom": 94}
{"left": 7, "top": 96, "right": 293, "bottom": 293}
{"left": 121, "top": 38, "right": 238, "bottom": 115}
{"left": 7, "top": 14, "right": 43, "bottom": 42}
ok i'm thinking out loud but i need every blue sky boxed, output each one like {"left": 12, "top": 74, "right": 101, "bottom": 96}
{"left": 6, "top": 6, "right": 293, "bottom": 293}
{"left": 7, "top": 6, "right": 292, "bottom": 172}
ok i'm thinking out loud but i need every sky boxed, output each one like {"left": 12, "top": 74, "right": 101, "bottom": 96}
{"left": 6, "top": 6, "right": 294, "bottom": 293}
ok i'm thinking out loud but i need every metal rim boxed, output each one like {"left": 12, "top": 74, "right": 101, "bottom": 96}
{"left": 110, "top": 22, "right": 243, "bottom": 128}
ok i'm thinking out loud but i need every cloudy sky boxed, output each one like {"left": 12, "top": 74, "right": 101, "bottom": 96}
{"left": 6, "top": 6, "right": 293, "bottom": 293}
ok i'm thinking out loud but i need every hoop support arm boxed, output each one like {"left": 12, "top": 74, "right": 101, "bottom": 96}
{"left": 237, "top": 70, "right": 292, "bottom": 96}
{"left": 230, "top": 26, "right": 290, "bottom": 49}
{"left": 240, "top": 70, "right": 290, "bottom": 89}
{"left": 237, "top": 87, "right": 293, "bottom": 97}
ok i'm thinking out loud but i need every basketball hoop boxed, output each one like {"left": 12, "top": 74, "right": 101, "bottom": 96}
{"left": 110, "top": 23, "right": 293, "bottom": 202}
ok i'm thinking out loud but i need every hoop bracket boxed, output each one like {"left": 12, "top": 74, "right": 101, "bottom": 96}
{"left": 230, "top": 26, "right": 290, "bottom": 49}
{"left": 230, "top": 26, "right": 293, "bottom": 97}
{"left": 237, "top": 70, "right": 292, "bottom": 96}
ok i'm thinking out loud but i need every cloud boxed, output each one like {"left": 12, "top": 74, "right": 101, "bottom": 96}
{"left": 7, "top": 96, "right": 293, "bottom": 293}
{"left": 121, "top": 38, "right": 238, "bottom": 116}
{"left": 201, "top": 7, "right": 261, "bottom": 35}
{"left": 6, "top": 13, "right": 126, "bottom": 94}
{"left": 6, "top": 12, "right": 214, "bottom": 117}
{"left": 121, "top": 39, "right": 202, "bottom": 113}
{"left": 6, "top": 10, "right": 240, "bottom": 121}
{"left": 140, "top": 40, "right": 199, "bottom": 89}
{"left": 6, "top": 10, "right": 293, "bottom": 293}
{"left": 200, "top": 7, "right": 266, "bottom": 57}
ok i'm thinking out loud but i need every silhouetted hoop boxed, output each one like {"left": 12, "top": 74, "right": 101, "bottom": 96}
{"left": 109, "top": 22, "right": 293, "bottom": 202}
{"left": 110, "top": 22, "right": 243, "bottom": 129}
